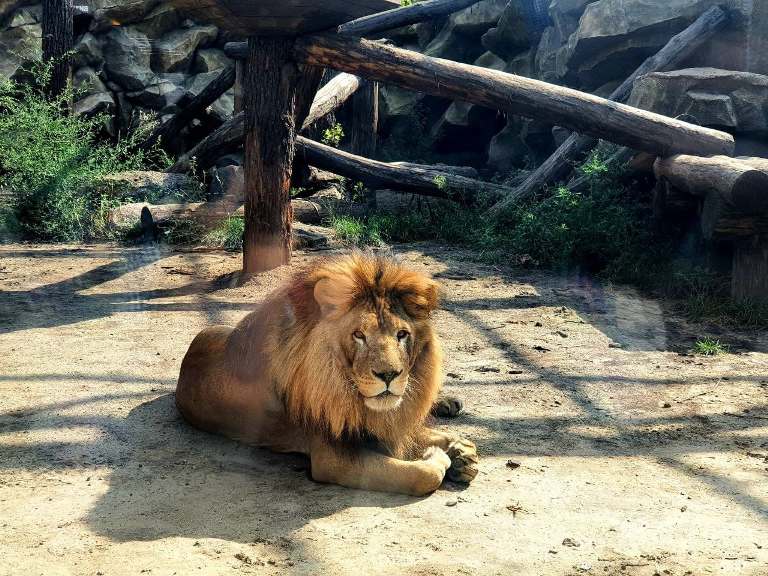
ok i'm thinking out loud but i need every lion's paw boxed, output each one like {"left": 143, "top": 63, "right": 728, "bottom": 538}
{"left": 431, "top": 396, "right": 464, "bottom": 418}
{"left": 445, "top": 438, "right": 479, "bottom": 484}
{"left": 421, "top": 446, "right": 451, "bottom": 472}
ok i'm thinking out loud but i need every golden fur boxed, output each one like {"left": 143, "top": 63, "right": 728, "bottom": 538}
{"left": 176, "top": 252, "right": 478, "bottom": 495}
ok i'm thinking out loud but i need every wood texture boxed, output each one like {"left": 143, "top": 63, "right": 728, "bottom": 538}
{"left": 295, "top": 136, "right": 510, "bottom": 203}
{"left": 485, "top": 5, "right": 731, "bottom": 215}
{"left": 294, "top": 34, "right": 734, "bottom": 159}
{"left": 732, "top": 237, "right": 768, "bottom": 302}
{"left": 350, "top": 79, "right": 379, "bottom": 159}
{"left": 338, "top": 0, "right": 481, "bottom": 36}
{"left": 170, "top": 0, "right": 399, "bottom": 36}
{"left": 302, "top": 72, "right": 364, "bottom": 130}
{"left": 242, "top": 36, "right": 300, "bottom": 273}
{"left": 142, "top": 65, "right": 236, "bottom": 151}
{"left": 42, "top": 0, "right": 74, "bottom": 100}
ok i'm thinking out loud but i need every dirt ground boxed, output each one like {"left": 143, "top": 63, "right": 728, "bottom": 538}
{"left": 1, "top": 241, "right": 768, "bottom": 576}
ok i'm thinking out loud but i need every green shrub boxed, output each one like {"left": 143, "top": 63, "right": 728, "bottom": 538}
{"left": 204, "top": 216, "right": 245, "bottom": 251}
{"left": 0, "top": 66, "right": 168, "bottom": 241}
{"left": 692, "top": 337, "right": 728, "bottom": 356}
{"left": 321, "top": 123, "right": 345, "bottom": 148}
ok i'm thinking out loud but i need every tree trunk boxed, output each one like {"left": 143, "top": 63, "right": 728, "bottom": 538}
{"left": 141, "top": 65, "right": 236, "bottom": 151}
{"left": 350, "top": 79, "right": 379, "bottom": 208}
{"left": 42, "top": 0, "right": 74, "bottom": 101}
{"left": 732, "top": 236, "right": 768, "bottom": 302}
{"left": 483, "top": 5, "right": 730, "bottom": 215}
{"left": 295, "top": 136, "right": 510, "bottom": 203}
{"left": 242, "top": 36, "right": 302, "bottom": 274}
{"left": 303, "top": 72, "right": 364, "bottom": 130}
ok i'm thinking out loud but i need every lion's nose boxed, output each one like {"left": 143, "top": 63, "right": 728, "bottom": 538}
{"left": 372, "top": 370, "right": 402, "bottom": 386}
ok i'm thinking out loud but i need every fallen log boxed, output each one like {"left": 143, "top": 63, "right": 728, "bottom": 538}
{"left": 141, "top": 65, "right": 236, "bottom": 151}
{"left": 293, "top": 34, "right": 734, "bottom": 160}
{"left": 485, "top": 5, "right": 731, "bottom": 215}
{"left": 303, "top": 72, "right": 365, "bottom": 130}
{"left": 109, "top": 198, "right": 330, "bottom": 230}
{"left": 295, "top": 136, "right": 509, "bottom": 203}
{"left": 338, "top": 0, "right": 482, "bottom": 36}
{"left": 391, "top": 162, "right": 478, "bottom": 179}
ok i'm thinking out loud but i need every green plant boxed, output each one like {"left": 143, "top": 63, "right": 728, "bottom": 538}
{"left": 433, "top": 174, "right": 448, "bottom": 192}
{"left": 321, "top": 123, "right": 345, "bottom": 148}
{"left": 692, "top": 337, "right": 728, "bottom": 356}
{"left": 204, "top": 215, "right": 245, "bottom": 251}
{"left": 0, "top": 63, "right": 167, "bottom": 241}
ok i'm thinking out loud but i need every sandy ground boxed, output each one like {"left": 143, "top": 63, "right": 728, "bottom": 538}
{"left": 1, "top": 241, "right": 768, "bottom": 576}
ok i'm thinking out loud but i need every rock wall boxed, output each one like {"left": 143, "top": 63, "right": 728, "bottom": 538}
{"left": 1, "top": 0, "right": 765, "bottom": 173}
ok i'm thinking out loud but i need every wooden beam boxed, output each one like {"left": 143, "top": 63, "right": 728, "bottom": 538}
{"left": 293, "top": 34, "right": 735, "bottom": 159}
{"left": 302, "top": 72, "right": 364, "bottom": 130}
{"left": 485, "top": 5, "right": 730, "bottom": 215}
{"left": 338, "top": 0, "right": 482, "bottom": 36}
{"left": 295, "top": 136, "right": 509, "bottom": 203}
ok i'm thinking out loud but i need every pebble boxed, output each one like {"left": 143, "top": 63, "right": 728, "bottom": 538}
{"left": 445, "top": 499, "right": 458, "bottom": 507}
{"left": 658, "top": 401, "right": 672, "bottom": 408}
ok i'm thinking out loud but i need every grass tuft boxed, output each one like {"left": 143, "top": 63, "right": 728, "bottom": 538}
{"left": 692, "top": 337, "right": 728, "bottom": 356}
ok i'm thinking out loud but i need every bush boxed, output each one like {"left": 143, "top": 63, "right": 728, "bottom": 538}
{"left": 0, "top": 66, "right": 168, "bottom": 241}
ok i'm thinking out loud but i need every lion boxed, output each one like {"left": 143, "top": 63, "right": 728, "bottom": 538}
{"left": 175, "top": 252, "right": 478, "bottom": 495}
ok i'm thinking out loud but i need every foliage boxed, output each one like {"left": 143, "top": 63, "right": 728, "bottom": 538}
{"left": 321, "top": 123, "right": 345, "bottom": 148}
{"left": 692, "top": 337, "right": 728, "bottom": 356}
{"left": 204, "top": 215, "right": 245, "bottom": 251}
{"left": 0, "top": 64, "right": 169, "bottom": 241}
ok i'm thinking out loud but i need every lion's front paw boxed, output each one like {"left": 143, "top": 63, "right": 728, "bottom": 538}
{"left": 431, "top": 396, "right": 464, "bottom": 418}
{"left": 445, "top": 438, "right": 479, "bottom": 483}
{"left": 421, "top": 445, "right": 451, "bottom": 472}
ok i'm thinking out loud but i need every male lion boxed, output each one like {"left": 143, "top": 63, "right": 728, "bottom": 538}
{"left": 176, "top": 253, "right": 478, "bottom": 495}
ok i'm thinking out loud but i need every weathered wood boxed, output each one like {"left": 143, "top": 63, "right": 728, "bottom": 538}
{"left": 295, "top": 136, "right": 509, "bottom": 203}
{"left": 350, "top": 79, "right": 379, "bottom": 208}
{"left": 109, "top": 199, "right": 330, "bottom": 230}
{"left": 142, "top": 65, "right": 236, "bottom": 151}
{"left": 294, "top": 34, "right": 735, "bottom": 160}
{"left": 732, "top": 237, "right": 768, "bottom": 302}
{"left": 485, "top": 5, "right": 731, "bottom": 215}
{"left": 169, "top": 71, "right": 363, "bottom": 173}
{"left": 42, "top": 0, "right": 74, "bottom": 101}
{"left": 654, "top": 155, "right": 768, "bottom": 214}
{"left": 169, "top": 0, "right": 399, "bottom": 37}
{"left": 242, "top": 36, "right": 300, "bottom": 273}
{"left": 338, "top": 0, "right": 482, "bottom": 36}
{"left": 391, "top": 162, "right": 478, "bottom": 179}
{"left": 302, "top": 72, "right": 364, "bottom": 130}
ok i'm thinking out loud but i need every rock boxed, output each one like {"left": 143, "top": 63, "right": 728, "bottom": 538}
{"left": 208, "top": 165, "right": 243, "bottom": 202}
{"left": 450, "top": 0, "right": 507, "bottom": 35}
{"left": 481, "top": 0, "right": 529, "bottom": 59}
{"left": 97, "top": 171, "right": 202, "bottom": 203}
{"left": 628, "top": 68, "right": 768, "bottom": 136}
{"left": 658, "top": 400, "right": 672, "bottom": 408}
{"left": 72, "top": 33, "right": 103, "bottom": 68}
{"left": 293, "top": 223, "right": 331, "bottom": 250}
{"left": 73, "top": 66, "right": 108, "bottom": 95}
{"left": 0, "top": 8, "right": 41, "bottom": 82}
{"left": 422, "top": 0, "right": 506, "bottom": 63}
{"left": 133, "top": 2, "right": 182, "bottom": 38}
{"left": 548, "top": 0, "right": 596, "bottom": 38}
{"left": 127, "top": 76, "right": 187, "bottom": 111}
{"left": 193, "top": 48, "right": 230, "bottom": 73}
{"left": 5, "top": 4, "right": 39, "bottom": 28}
{"left": 151, "top": 25, "right": 217, "bottom": 73}
{"left": 102, "top": 26, "right": 154, "bottom": 90}
{"left": 534, "top": 25, "right": 566, "bottom": 84}
{"left": 74, "top": 92, "right": 116, "bottom": 124}
{"left": 557, "top": 0, "right": 723, "bottom": 89}
{"left": 90, "top": 0, "right": 158, "bottom": 33}
{"left": 562, "top": 538, "right": 580, "bottom": 547}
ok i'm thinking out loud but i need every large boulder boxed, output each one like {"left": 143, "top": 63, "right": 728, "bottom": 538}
{"left": 102, "top": 26, "right": 154, "bottom": 90}
{"left": 72, "top": 32, "right": 103, "bottom": 68}
{"left": 151, "top": 24, "right": 217, "bottom": 73}
{"left": 628, "top": 68, "right": 768, "bottom": 136}
{"left": 0, "top": 6, "right": 41, "bottom": 82}
{"left": 556, "top": 0, "right": 723, "bottom": 89}
{"left": 481, "top": 1, "right": 529, "bottom": 59}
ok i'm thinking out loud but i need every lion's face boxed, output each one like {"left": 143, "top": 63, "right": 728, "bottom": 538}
{"left": 341, "top": 306, "right": 414, "bottom": 412}
{"left": 309, "top": 254, "right": 440, "bottom": 414}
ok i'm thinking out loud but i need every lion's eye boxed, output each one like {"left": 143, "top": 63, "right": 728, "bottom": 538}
{"left": 396, "top": 330, "right": 410, "bottom": 341}
{"left": 352, "top": 330, "right": 366, "bottom": 341}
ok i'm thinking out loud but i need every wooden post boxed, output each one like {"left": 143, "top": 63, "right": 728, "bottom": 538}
{"left": 42, "top": 0, "right": 74, "bottom": 101}
{"left": 732, "top": 237, "right": 768, "bottom": 302}
{"left": 242, "top": 36, "right": 303, "bottom": 274}
{"left": 350, "top": 80, "right": 379, "bottom": 209}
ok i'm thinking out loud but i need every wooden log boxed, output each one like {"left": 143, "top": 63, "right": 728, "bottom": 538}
{"left": 485, "top": 5, "right": 731, "bottom": 216}
{"left": 109, "top": 198, "right": 330, "bottom": 229}
{"left": 732, "top": 237, "right": 768, "bottom": 302}
{"left": 654, "top": 155, "right": 768, "bottom": 214}
{"left": 295, "top": 136, "right": 509, "bottom": 203}
{"left": 141, "top": 65, "right": 236, "bottom": 150}
{"left": 350, "top": 79, "right": 379, "bottom": 208}
{"left": 338, "top": 0, "right": 482, "bottom": 36}
{"left": 302, "top": 72, "right": 364, "bottom": 130}
{"left": 169, "top": 71, "right": 361, "bottom": 173}
{"left": 391, "top": 162, "right": 478, "bottom": 178}
{"left": 293, "top": 34, "right": 734, "bottom": 159}
{"left": 42, "top": 0, "right": 74, "bottom": 101}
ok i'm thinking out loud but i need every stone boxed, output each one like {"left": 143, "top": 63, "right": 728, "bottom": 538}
{"left": 481, "top": 0, "right": 530, "bottom": 59}
{"left": 151, "top": 25, "right": 217, "bottom": 73}
{"left": 72, "top": 33, "right": 103, "bottom": 68}
{"left": 97, "top": 170, "right": 202, "bottom": 203}
{"left": 208, "top": 165, "right": 243, "bottom": 202}
{"left": 0, "top": 8, "right": 41, "bottom": 82}
{"left": 127, "top": 76, "right": 187, "bottom": 111}
{"left": 557, "top": 0, "right": 723, "bottom": 89}
{"left": 450, "top": 0, "right": 507, "bottom": 35}
{"left": 193, "top": 48, "right": 230, "bottom": 73}
{"left": 548, "top": 0, "right": 596, "bottom": 38}
{"left": 102, "top": 26, "right": 154, "bottom": 90}
{"left": 628, "top": 68, "right": 768, "bottom": 135}
{"left": 90, "top": 0, "right": 158, "bottom": 33}
{"left": 133, "top": 2, "right": 182, "bottom": 38}
{"left": 423, "top": 0, "right": 506, "bottom": 63}
{"left": 73, "top": 66, "right": 108, "bottom": 96}
{"left": 74, "top": 92, "right": 116, "bottom": 119}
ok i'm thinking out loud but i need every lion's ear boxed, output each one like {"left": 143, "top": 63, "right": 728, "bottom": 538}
{"left": 399, "top": 277, "right": 440, "bottom": 320}
{"left": 313, "top": 276, "right": 355, "bottom": 317}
